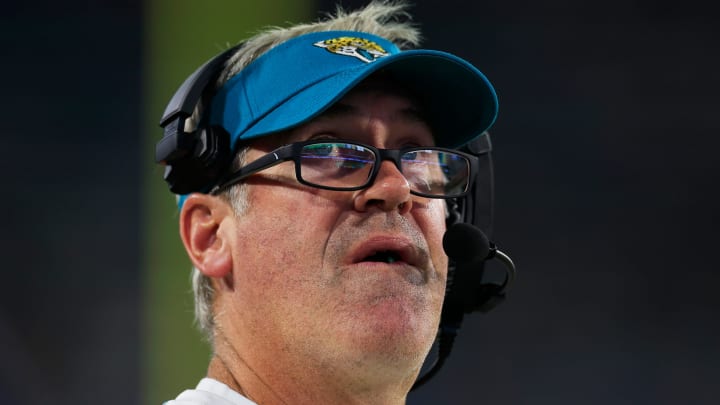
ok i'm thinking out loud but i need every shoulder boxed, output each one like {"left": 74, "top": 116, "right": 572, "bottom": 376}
{"left": 164, "top": 378, "right": 257, "bottom": 405}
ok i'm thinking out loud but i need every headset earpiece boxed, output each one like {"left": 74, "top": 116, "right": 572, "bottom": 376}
{"left": 160, "top": 125, "right": 232, "bottom": 194}
{"left": 458, "top": 131, "right": 494, "bottom": 236}
{"left": 156, "top": 44, "right": 243, "bottom": 195}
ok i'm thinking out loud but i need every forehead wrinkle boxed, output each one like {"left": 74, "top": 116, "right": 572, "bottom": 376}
{"left": 317, "top": 101, "right": 428, "bottom": 126}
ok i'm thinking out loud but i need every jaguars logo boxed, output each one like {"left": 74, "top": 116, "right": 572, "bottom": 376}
{"left": 313, "top": 37, "right": 389, "bottom": 63}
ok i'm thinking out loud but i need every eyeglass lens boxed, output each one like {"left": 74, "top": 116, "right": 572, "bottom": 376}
{"left": 299, "top": 142, "right": 469, "bottom": 197}
{"left": 300, "top": 143, "right": 375, "bottom": 188}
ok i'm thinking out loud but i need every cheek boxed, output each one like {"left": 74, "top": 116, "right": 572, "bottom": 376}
{"left": 228, "top": 193, "right": 322, "bottom": 326}
{"left": 419, "top": 200, "right": 448, "bottom": 243}
{"left": 415, "top": 200, "right": 450, "bottom": 277}
{"left": 237, "top": 185, "right": 344, "bottom": 274}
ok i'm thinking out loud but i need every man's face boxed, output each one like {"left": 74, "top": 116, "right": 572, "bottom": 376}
{"left": 217, "top": 85, "right": 449, "bottom": 382}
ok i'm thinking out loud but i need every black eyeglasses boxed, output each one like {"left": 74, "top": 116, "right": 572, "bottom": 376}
{"left": 213, "top": 140, "right": 478, "bottom": 199}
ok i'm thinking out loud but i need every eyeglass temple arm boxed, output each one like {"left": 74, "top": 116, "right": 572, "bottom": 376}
{"left": 212, "top": 144, "right": 295, "bottom": 193}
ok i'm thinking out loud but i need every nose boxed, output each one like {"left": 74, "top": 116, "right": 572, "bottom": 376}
{"left": 353, "top": 160, "right": 412, "bottom": 214}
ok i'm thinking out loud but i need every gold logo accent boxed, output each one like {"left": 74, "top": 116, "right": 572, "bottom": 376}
{"left": 313, "top": 37, "right": 389, "bottom": 63}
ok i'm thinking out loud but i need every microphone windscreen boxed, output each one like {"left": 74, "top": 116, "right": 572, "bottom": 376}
{"left": 442, "top": 223, "right": 490, "bottom": 263}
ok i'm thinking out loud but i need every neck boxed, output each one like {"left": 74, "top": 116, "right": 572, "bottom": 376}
{"left": 207, "top": 332, "right": 415, "bottom": 405}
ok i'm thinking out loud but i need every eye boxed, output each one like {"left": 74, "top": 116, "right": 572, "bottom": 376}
{"left": 403, "top": 150, "right": 418, "bottom": 160}
{"left": 304, "top": 143, "right": 336, "bottom": 157}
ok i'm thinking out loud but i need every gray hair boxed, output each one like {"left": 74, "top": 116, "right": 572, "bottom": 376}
{"left": 190, "top": 0, "right": 422, "bottom": 344}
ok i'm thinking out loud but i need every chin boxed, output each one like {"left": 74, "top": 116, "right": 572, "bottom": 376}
{"left": 344, "top": 295, "right": 438, "bottom": 366}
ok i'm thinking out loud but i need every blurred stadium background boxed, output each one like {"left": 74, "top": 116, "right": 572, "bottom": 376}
{"left": 1, "top": 0, "right": 718, "bottom": 404}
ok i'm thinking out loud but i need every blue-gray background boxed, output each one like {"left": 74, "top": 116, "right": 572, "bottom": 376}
{"left": 1, "top": 0, "right": 718, "bottom": 404}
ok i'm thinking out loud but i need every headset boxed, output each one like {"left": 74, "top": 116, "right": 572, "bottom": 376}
{"left": 156, "top": 45, "right": 243, "bottom": 195}
{"left": 409, "top": 133, "right": 517, "bottom": 390}
{"left": 155, "top": 43, "right": 516, "bottom": 390}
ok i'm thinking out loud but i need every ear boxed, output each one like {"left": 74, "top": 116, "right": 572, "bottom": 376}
{"left": 179, "top": 193, "right": 234, "bottom": 279}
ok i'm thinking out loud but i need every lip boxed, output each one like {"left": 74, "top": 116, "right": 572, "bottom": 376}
{"left": 345, "top": 234, "right": 424, "bottom": 269}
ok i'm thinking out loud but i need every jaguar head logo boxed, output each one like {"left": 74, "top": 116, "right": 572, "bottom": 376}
{"left": 313, "top": 36, "right": 390, "bottom": 63}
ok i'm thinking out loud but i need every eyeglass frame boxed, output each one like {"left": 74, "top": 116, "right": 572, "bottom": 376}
{"left": 211, "top": 139, "right": 479, "bottom": 199}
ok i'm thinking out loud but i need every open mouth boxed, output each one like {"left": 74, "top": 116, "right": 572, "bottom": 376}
{"left": 347, "top": 236, "right": 422, "bottom": 269}
{"left": 362, "top": 250, "right": 403, "bottom": 264}
{"left": 347, "top": 238, "right": 427, "bottom": 284}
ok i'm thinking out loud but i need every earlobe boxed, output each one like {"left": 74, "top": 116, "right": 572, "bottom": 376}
{"left": 179, "top": 194, "right": 234, "bottom": 279}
